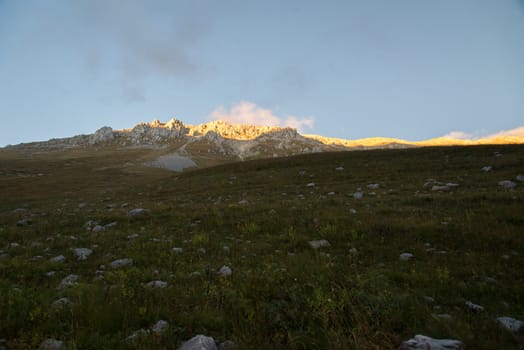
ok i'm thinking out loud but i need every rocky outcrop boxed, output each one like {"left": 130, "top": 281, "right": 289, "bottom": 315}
{"left": 89, "top": 126, "right": 114, "bottom": 145}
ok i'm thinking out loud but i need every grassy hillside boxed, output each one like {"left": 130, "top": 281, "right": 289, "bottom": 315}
{"left": 0, "top": 145, "right": 523, "bottom": 349}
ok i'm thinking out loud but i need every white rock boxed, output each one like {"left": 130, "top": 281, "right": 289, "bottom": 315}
{"left": 399, "top": 253, "right": 414, "bottom": 261}
{"left": 92, "top": 225, "right": 105, "bottom": 232}
{"left": 39, "top": 338, "right": 64, "bottom": 350}
{"left": 432, "top": 185, "right": 450, "bottom": 191}
{"left": 51, "top": 297, "right": 72, "bottom": 311}
{"left": 127, "top": 233, "right": 139, "bottom": 239}
{"left": 466, "top": 301, "right": 484, "bottom": 312}
{"left": 499, "top": 180, "right": 517, "bottom": 189}
{"left": 308, "top": 240, "right": 331, "bottom": 249}
{"left": 349, "top": 208, "right": 357, "bottom": 214}
{"left": 177, "top": 335, "right": 217, "bottom": 350}
{"left": 218, "top": 265, "right": 232, "bottom": 276}
{"left": 110, "top": 258, "right": 133, "bottom": 269}
{"left": 516, "top": 174, "right": 524, "bottom": 182}
{"left": 335, "top": 166, "right": 344, "bottom": 171}
{"left": 306, "top": 182, "right": 315, "bottom": 187}
{"left": 367, "top": 183, "right": 380, "bottom": 189}
{"left": 399, "top": 335, "right": 464, "bottom": 350}
{"left": 58, "top": 274, "right": 79, "bottom": 289}
{"left": 50, "top": 255, "right": 66, "bottom": 263}
{"left": 151, "top": 320, "right": 169, "bottom": 334}
{"left": 481, "top": 166, "right": 492, "bottom": 172}
{"left": 146, "top": 280, "right": 168, "bottom": 288}
{"left": 353, "top": 191, "right": 363, "bottom": 199}
{"left": 238, "top": 199, "right": 249, "bottom": 205}
{"left": 128, "top": 208, "right": 148, "bottom": 217}
{"left": 72, "top": 248, "right": 93, "bottom": 261}
{"left": 496, "top": 316, "right": 524, "bottom": 332}
{"left": 172, "top": 247, "right": 184, "bottom": 254}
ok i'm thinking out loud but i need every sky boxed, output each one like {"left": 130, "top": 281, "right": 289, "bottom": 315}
{"left": 0, "top": 0, "right": 523, "bottom": 146}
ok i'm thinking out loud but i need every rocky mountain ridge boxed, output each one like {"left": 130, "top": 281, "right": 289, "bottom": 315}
{"left": 4, "top": 119, "right": 524, "bottom": 164}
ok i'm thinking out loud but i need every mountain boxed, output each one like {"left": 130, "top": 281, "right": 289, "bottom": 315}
{"left": 4, "top": 119, "right": 524, "bottom": 171}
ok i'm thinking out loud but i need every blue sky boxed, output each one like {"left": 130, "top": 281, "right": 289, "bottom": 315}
{"left": 1, "top": 0, "right": 523, "bottom": 146}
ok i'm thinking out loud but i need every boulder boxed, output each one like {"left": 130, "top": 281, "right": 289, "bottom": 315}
{"left": 151, "top": 320, "right": 169, "bottom": 335}
{"left": 308, "top": 240, "right": 331, "bottom": 249}
{"left": 496, "top": 316, "right": 524, "bottom": 332}
{"left": 178, "top": 335, "right": 217, "bottom": 350}
{"left": 128, "top": 208, "right": 148, "bottom": 217}
{"left": 72, "top": 248, "right": 92, "bottom": 261}
{"left": 400, "top": 253, "right": 414, "bottom": 261}
{"left": 39, "top": 339, "right": 64, "bottom": 350}
{"left": 218, "top": 265, "right": 232, "bottom": 277}
{"left": 498, "top": 180, "right": 516, "bottom": 189}
{"left": 58, "top": 274, "right": 79, "bottom": 289}
{"left": 399, "top": 335, "right": 464, "bottom": 350}
{"left": 110, "top": 258, "right": 133, "bottom": 269}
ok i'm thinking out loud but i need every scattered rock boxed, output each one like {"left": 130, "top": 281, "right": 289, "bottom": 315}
{"left": 306, "top": 182, "right": 315, "bottom": 187}
{"left": 496, "top": 316, "right": 524, "bottom": 333}
{"left": 349, "top": 208, "right": 357, "bottom": 214}
{"left": 50, "top": 255, "right": 66, "bottom": 263}
{"left": 16, "top": 218, "right": 32, "bottom": 226}
{"left": 353, "top": 191, "right": 363, "bottom": 199}
{"left": 218, "top": 265, "right": 232, "bottom": 277}
{"left": 432, "top": 185, "right": 450, "bottom": 192}
{"left": 91, "top": 225, "right": 105, "bottom": 233}
{"left": 367, "top": 183, "right": 380, "bottom": 189}
{"left": 146, "top": 280, "right": 168, "bottom": 288}
{"left": 39, "top": 339, "right": 64, "bottom": 350}
{"left": 128, "top": 208, "right": 148, "bottom": 217}
{"left": 399, "top": 335, "right": 464, "bottom": 350}
{"left": 308, "top": 240, "right": 331, "bottom": 249}
{"left": 110, "top": 258, "right": 133, "bottom": 269}
{"left": 58, "top": 274, "right": 79, "bottom": 289}
{"left": 127, "top": 233, "right": 139, "bottom": 239}
{"left": 72, "top": 248, "right": 93, "bottom": 261}
{"left": 51, "top": 297, "right": 72, "bottom": 311}
{"left": 498, "top": 180, "right": 516, "bottom": 189}
{"left": 516, "top": 175, "right": 524, "bottom": 182}
{"left": 172, "top": 247, "right": 184, "bottom": 254}
{"left": 238, "top": 199, "right": 249, "bottom": 205}
{"left": 481, "top": 166, "right": 492, "bottom": 172}
{"left": 218, "top": 340, "right": 238, "bottom": 350}
{"left": 466, "top": 301, "right": 484, "bottom": 312}
{"left": 151, "top": 320, "right": 169, "bottom": 335}
{"left": 335, "top": 166, "right": 344, "bottom": 171}
{"left": 399, "top": 253, "right": 414, "bottom": 261}
{"left": 178, "top": 335, "right": 217, "bottom": 350}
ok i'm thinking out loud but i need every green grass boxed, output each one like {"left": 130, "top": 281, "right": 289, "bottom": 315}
{"left": 0, "top": 145, "right": 523, "bottom": 349}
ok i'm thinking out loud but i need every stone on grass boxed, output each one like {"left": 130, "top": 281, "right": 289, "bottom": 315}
{"left": 498, "top": 180, "right": 516, "bottom": 189}
{"left": 173, "top": 247, "right": 184, "bottom": 254}
{"left": 238, "top": 199, "right": 249, "bottom": 205}
{"left": 367, "top": 183, "right": 380, "bottom": 189}
{"left": 308, "top": 240, "right": 331, "bottom": 249}
{"left": 399, "top": 335, "right": 464, "bottom": 350}
{"left": 306, "top": 182, "right": 315, "bottom": 187}
{"left": 51, "top": 297, "right": 72, "bottom": 311}
{"left": 151, "top": 320, "right": 169, "bottom": 335}
{"left": 16, "top": 218, "right": 32, "bottom": 226}
{"left": 177, "top": 335, "right": 217, "bottom": 350}
{"left": 125, "top": 328, "right": 149, "bottom": 343}
{"left": 50, "top": 255, "right": 66, "bottom": 263}
{"left": 353, "top": 191, "right": 363, "bottom": 199}
{"left": 110, "top": 258, "right": 133, "bottom": 269}
{"left": 92, "top": 225, "right": 105, "bottom": 233}
{"left": 516, "top": 174, "right": 524, "bottom": 182}
{"left": 466, "top": 301, "right": 484, "bottom": 312}
{"left": 146, "top": 280, "right": 168, "bottom": 288}
{"left": 399, "top": 253, "right": 414, "bottom": 261}
{"left": 432, "top": 185, "right": 450, "bottom": 192}
{"left": 58, "top": 274, "right": 79, "bottom": 289}
{"left": 496, "top": 317, "right": 524, "bottom": 333}
{"left": 39, "top": 339, "right": 64, "bottom": 350}
{"left": 335, "top": 166, "right": 344, "bottom": 171}
{"left": 128, "top": 208, "right": 148, "bottom": 217}
{"left": 481, "top": 166, "right": 492, "bottom": 172}
{"left": 218, "top": 265, "right": 232, "bottom": 277}
{"left": 72, "top": 248, "right": 92, "bottom": 261}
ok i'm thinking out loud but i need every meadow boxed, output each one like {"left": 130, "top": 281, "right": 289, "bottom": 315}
{"left": 0, "top": 144, "right": 523, "bottom": 349}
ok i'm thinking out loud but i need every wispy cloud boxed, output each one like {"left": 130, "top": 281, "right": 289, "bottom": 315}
{"left": 441, "top": 126, "right": 524, "bottom": 140}
{"left": 209, "top": 101, "right": 315, "bottom": 132}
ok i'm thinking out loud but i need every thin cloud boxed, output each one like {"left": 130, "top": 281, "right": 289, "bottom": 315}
{"left": 441, "top": 126, "right": 524, "bottom": 140}
{"left": 209, "top": 101, "right": 315, "bottom": 132}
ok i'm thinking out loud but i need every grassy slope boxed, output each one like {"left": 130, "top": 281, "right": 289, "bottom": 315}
{"left": 0, "top": 145, "right": 523, "bottom": 349}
